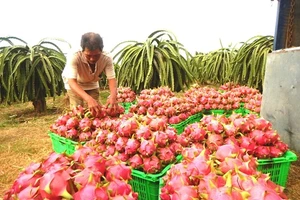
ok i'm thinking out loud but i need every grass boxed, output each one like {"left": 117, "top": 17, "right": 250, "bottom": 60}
{"left": 0, "top": 91, "right": 110, "bottom": 197}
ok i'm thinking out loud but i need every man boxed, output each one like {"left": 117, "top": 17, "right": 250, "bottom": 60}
{"left": 62, "top": 32, "right": 117, "bottom": 116}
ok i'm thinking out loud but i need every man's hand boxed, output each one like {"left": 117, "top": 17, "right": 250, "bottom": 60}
{"left": 107, "top": 78, "right": 118, "bottom": 109}
{"left": 87, "top": 96, "right": 102, "bottom": 117}
{"left": 105, "top": 95, "right": 118, "bottom": 109}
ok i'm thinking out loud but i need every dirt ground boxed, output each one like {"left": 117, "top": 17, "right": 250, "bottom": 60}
{"left": 284, "top": 150, "right": 300, "bottom": 200}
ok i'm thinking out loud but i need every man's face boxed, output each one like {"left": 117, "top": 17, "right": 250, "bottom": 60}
{"left": 83, "top": 48, "right": 101, "bottom": 65}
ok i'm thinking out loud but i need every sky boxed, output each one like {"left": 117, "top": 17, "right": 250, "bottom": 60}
{"left": 1, "top": 0, "right": 278, "bottom": 54}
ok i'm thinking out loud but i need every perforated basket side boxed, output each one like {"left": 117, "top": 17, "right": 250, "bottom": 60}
{"left": 129, "top": 175, "right": 160, "bottom": 200}
{"left": 130, "top": 155, "right": 182, "bottom": 200}
{"left": 257, "top": 150, "right": 297, "bottom": 187}
{"left": 48, "top": 132, "right": 81, "bottom": 155}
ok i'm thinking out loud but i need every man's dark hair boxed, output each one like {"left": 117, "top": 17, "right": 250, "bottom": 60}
{"left": 80, "top": 32, "right": 104, "bottom": 51}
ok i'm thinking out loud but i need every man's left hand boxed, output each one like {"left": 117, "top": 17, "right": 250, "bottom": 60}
{"left": 105, "top": 96, "right": 118, "bottom": 108}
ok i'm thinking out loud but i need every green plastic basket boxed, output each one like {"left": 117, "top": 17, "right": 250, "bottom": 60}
{"left": 210, "top": 109, "right": 225, "bottom": 115}
{"left": 232, "top": 108, "right": 247, "bottom": 116}
{"left": 202, "top": 109, "right": 226, "bottom": 115}
{"left": 257, "top": 150, "right": 297, "bottom": 187}
{"left": 224, "top": 108, "right": 256, "bottom": 117}
{"left": 130, "top": 155, "right": 182, "bottom": 200}
{"left": 120, "top": 100, "right": 137, "bottom": 113}
{"left": 48, "top": 132, "right": 84, "bottom": 155}
{"left": 169, "top": 118, "right": 190, "bottom": 134}
{"left": 187, "top": 112, "right": 203, "bottom": 124}
{"left": 169, "top": 113, "right": 203, "bottom": 134}
{"left": 242, "top": 108, "right": 260, "bottom": 116}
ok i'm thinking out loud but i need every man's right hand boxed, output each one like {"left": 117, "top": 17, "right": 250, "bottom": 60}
{"left": 87, "top": 96, "right": 102, "bottom": 117}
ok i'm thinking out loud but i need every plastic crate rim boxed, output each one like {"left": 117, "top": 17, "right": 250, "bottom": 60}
{"left": 131, "top": 155, "right": 182, "bottom": 182}
{"left": 48, "top": 131, "right": 81, "bottom": 145}
{"left": 258, "top": 150, "right": 297, "bottom": 164}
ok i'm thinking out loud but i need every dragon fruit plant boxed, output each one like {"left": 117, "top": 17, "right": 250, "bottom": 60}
{"left": 4, "top": 146, "right": 138, "bottom": 200}
{"left": 160, "top": 144, "right": 288, "bottom": 199}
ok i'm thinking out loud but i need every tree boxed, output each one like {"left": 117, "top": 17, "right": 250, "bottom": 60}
{"left": 0, "top": 36, "right": 71, "bottom": 112}
{"left": 230, "top": 35, "right": 274, "bottom": 92}
{"left": 111, "top": 30, "right": 195, "bottom": 93}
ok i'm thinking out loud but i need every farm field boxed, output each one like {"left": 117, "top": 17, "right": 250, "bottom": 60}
{"left": 0, "top": 91, "right": 299, "bottom": 199}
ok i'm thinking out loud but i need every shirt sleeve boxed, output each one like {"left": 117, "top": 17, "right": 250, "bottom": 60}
{"left": 62, "top": 53, "right": 78, "bottom": 79}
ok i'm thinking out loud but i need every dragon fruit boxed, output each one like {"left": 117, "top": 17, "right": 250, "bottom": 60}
{"left": 125, "top": 138, "right": 140, "bottom": 155}
{"left": 139, "top": 139, "right": 156, "bottom": 157}
{"left": 157, "top": 147, "right": 176, "bottom": 164}
{"left": 4, "top": 146, "right": 138, "bottom": 200}
{"left": 105, "top": 163, "right": 132, "bottom": 181}
{"left": 73, "top": 183, "right": 109, "bottom": 200}
{"left": 128, "top": 154, "right": 143, "bottom": 169}
{"left": 142, "top": 155, "right": 162, "bottom": 174}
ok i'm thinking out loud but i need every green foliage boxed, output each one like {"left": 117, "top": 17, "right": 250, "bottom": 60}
{"left": 190, "top": 35, "right": 274, "bottom": 92}
{"left": 0, "top": 36, "right": 71, "bottom": 109}
{"left": 190, "top": 47, "right": 237, "bottom": 85}
{"left": 111, "top": 30, "right": 195, "bottom": 93}
{"left": 230, "top": 35, "right": 274, "bottom": 91}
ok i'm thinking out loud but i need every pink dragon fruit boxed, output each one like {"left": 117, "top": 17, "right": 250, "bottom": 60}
{"left": 139, "top": 139, "right": 156, "bottom": 157}
{"left": 105, "top": 163, "right": 132, "bottom": 181}
{"left": 157, "top": 147, "right": 176, "bottom": 164}
{"left": 142, "top": 155, "right": 162, "bottom": 174}
{"left": 73, "top": 183, "right": 109, "bottom": 200}
{"left": 128, "top": 154, "right": 143, "bottom": 170}
{"left": 125, "top": 138, "right": 140, "bottom": 155}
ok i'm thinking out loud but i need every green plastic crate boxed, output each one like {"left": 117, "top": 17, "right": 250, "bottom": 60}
{"left": 202, "top": 109, "right": 226, "bottom": 115}
{"left": 232, "top": 108, "right": 247, "bottom": 116}
{"left": 130, "top": 155, "right": 182, "bottom": 200}
{"left": 187, "top": 112, "right": 203, "bottom": 124}
{"left": 169, "top": 113, "right": 203, "bottom": 134}
{"left": 210, "top": 109, "right": 225, "bottom": 115}
{"left": 242, "top": 108, "right": 260, "bottom": 116}
{"left": 257, "top": 150, "right": 297, "bottom": 187}
{"left": 120, "top": 100, "right": 137, "bottom": 113}
{"left": 202, "top": 109, "right": 212, "bottom": 115}
{"left": 48, "top": 132, "right": 84, "bottom": 155}
{"left": 169, "top": 118, "right": 190, "bottom": 134}
{"left": 158, "top": 177, "right": 164, "bottom": 199}
{"left": 224, "top": 108, "right": 254, "bottom": 117}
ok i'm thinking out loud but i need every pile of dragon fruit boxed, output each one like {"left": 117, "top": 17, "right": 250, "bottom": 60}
{"left": 4, "top": 83, "right": 293, "bottom": 199}
{"left": 129, "top": 84, "right": 262, "bottom": 125}
{"left": 116, "top": 87, "right": 137, "bottom": 103}
{"left": 83, "top": 114, "right": 183, "bottom": 174}
{"left": 49, "top": 105, "right": 125, "bottom": 142}
{"left": 185, "top": 83, "right": 262, "bottom": 113}
{"left": 180, "top": 113, "right": 288, "bottom": 159}
{"left": 49, "top": 83, "right": 263, "bottom": 143}
{"left": 4, "top": 146, "right": 138, "bottom": 200}
{"left": 160, "top": 144, "right": 287, "bottom": 199}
